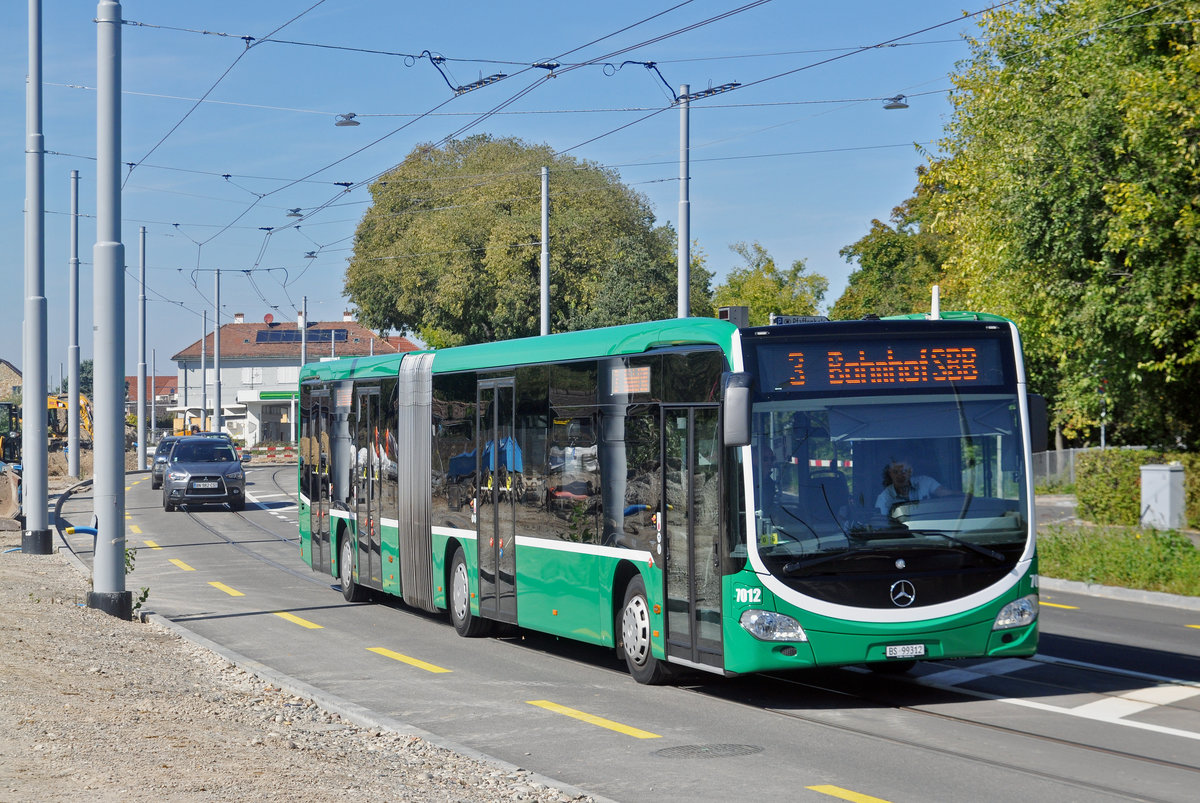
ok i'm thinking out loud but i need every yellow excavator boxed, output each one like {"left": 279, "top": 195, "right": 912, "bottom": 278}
{"left": 0, "top": 395, "right": 94, "bottom": 461}
{"left": 48, "top": 393, "right": 94, "bottom": 442}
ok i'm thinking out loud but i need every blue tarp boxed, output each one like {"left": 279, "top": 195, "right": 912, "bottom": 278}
{"left": 448, "top": 437, "right": 524, "bottom": 479}
{"left": 483, "top": 436, "right": 523, "bottom": 473}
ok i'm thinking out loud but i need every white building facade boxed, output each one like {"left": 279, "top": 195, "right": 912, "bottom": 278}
{"left": 171, "top": 313, "right": 416, "bottom": 447}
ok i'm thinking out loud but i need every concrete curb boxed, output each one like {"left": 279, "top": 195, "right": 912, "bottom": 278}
{"left": 50, "top": 472, "right": 612, "bottom": 803}
{"left": 1040, "top": 577, "right": 1200, "bottom": 612}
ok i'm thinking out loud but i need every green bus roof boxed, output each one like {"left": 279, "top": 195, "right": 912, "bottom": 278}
{"left": 299, "top": 317, "right": 739, "bottom": 381}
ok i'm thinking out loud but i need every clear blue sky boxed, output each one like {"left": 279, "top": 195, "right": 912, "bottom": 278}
{"left": 1, "top": 1, "right": 988, "bottom": 380}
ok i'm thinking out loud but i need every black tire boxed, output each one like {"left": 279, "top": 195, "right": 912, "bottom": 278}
{"left": 869, "top": 659, "right": 917, "bottom": 675}
{"left": 229, "top": 497, "right": 246, "bottom": 512}
{"left": 163, "top": 494, "right": 174, "bottom": 513}
{"left": 448, "top": 546, "right": 489, "bottom": 636}
{"left": 618, "top": 575, "right": 669, "bottom": 684}
{"left": 339, "top": 534, "right": 367, "bottom": 603}
{"left": 151, "top": 478, "right": 161, "bottom": 490}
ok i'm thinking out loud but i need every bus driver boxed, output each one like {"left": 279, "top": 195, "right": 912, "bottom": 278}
{"left": 875, "top": 456, "right": 953, "bottom": 515}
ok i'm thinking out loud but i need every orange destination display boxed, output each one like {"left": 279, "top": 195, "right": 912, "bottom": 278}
{"left": 756, "top": 338, "right": 1008, "bottom": 393}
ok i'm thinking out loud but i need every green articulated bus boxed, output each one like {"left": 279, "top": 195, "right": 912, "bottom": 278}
{"left": 297, "top": 314, "right": 1046, "bottom": 683}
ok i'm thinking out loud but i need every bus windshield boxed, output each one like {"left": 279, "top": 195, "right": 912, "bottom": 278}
{"left": 751, "top": 393, "right": 1030, "bottom": 593}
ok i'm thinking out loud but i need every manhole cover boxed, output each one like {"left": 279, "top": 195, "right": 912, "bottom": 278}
{"left": 653, "top": 744, "right": 764, "bottom": 759}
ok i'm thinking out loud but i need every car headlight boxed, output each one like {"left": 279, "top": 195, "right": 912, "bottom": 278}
{"left": 167, "top": 470, "right": 188, "bottom": 482}
{"left": 226, "top": 470, "right": 244, "bottom": 481}
{"left": 993, "top": 594, "right": 1039, "bottom": 630}
{"left": 740, "top": 609, "right": 807, "bottom": 642}
{"left": 155, "top": 456, "right": 167, "bottom": 464}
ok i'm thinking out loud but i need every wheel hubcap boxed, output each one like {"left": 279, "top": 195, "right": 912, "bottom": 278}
{"left": 340, "top": 542, "right": 351, "bottom": 587}
{"left": 622, "top": 595, "right": 651, "bottom": 667}
{"left": 452, "top": 562, "right": 469, "bottom": 622}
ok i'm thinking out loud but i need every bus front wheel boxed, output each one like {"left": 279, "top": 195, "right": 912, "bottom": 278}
{"left": 619, "top": 575, "right": 669, "bottom": 685}
{"left": 449, "top": 547, "right": 489, "bottom": 637}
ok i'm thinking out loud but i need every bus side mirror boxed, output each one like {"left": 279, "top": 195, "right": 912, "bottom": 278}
{"left": 723, "top": 372, "right": 752, "bottom": 448}
{"left": 1027, "top": 393, "right": 1048, "bottom": 453}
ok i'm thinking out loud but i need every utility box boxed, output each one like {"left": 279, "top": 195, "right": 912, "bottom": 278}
{"left": 1140, "top": 463, "right": 1185, "bottom": 530}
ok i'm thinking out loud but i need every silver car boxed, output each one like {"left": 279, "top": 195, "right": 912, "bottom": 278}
{"left": 162, "top": 436, "right": 251, "bottom": 512}
{"left": 150, "top": 436, "right": 180, "bottom": 489}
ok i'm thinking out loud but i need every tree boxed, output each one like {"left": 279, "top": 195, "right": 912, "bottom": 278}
{"left": 58, "top": 359, "right": 93, "bottom": 398}
{"left": 345, "top": 135, "right": 711, "bottom": 347}
{"left": 832, "top": 174, "right": 953, "bottom": 320}
{"left": 923, "top": 0, "right": 1200, "bottom": 448}
{"left": 712, "top": 241, "right": 827, "bottom": 326}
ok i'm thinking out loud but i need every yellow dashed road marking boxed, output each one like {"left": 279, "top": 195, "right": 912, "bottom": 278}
{"left": 144, "top": 540, "right": 161, "bottom": 550}
{"left": 130, "top": 524, "right": 142, "bottom": 535}
{"left": 273, "top": 611, "right": 323, "bottom": 629}
{"left": 209, "top": 582, "right": 244, "bottom": 597}
{"left": 367, "top": 647, "right": 451, "bottom": 673}
{"left": 526, "top": 700, "right": 660, "bottom": 739}
{"left": 168, "top": 558, "right": 195, "bottom": 571}
{"left": 1040, "top": 601, "right": 1078, "bottom": 610}
{"left": 807, "top": 785, "right": 892, "bottom": 803}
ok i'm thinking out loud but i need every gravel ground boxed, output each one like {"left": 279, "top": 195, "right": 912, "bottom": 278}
{"left": 0, "top": 528, "right": 592, "bottom": 802}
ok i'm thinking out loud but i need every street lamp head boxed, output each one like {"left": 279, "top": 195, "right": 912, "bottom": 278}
{"left": 883, "top": 95, "right": 909, "bottom": 110}
{"left": 287, "top": 208, "right": 302, "bottom": 217}
{"left": 334, "top": 113, "right": 360, "bottom": 127}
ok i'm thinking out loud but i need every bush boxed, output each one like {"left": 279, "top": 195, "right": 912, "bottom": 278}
{"left": 1164, "top": 452, "right": 1200, "bottom": 528}
{"left": 1039, "top": 524, "right": 1200, "bottom": 596}
{"left": 1075, "top": 449, "right": 1159, "bottom": 525}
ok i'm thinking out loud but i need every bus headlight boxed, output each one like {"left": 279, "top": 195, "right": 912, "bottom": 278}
{"left": 993, "top": 594, "right": 1039, "bottom": 630}
{"left": 740, "top": 610, "right": 807, "bottom": 642}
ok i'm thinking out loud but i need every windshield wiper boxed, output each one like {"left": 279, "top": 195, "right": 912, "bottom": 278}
{"left": 782, "top": 545, "right": 878, "bottom": 575}
{"left": 906, "top": 530, "right": 1007, "bottom": 563}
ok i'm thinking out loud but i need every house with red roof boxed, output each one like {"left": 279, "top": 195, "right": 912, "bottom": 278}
{"left": 170, "top": 311, "right": 418, "bottom": 446}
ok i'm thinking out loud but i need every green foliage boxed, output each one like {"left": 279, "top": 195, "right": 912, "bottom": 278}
{"left": 124, "top": 546, "right": 149, "bottom": 614}
{"left": 58, "top": 359, "right": 94, "bottom": 398}
{"left": 832, "top": 175, "right": 954, "bottom": 320}
{"left": 922, "top": 0, "right": 1200, "bottom": 449}
{"left": 1039, "top": 524, "right": 1200, "bottom": 596}
{"left": 345, "top": 135, "right": 711, "bottom": 347}
{"left": 712, "top": 241, "right": 828, "bottom": 326}
{"left": 1177, "top": 453, "right": 1200, "bottom": 528}
{"left": 1075, "top": 448, "right": 1157, "bottom": 525}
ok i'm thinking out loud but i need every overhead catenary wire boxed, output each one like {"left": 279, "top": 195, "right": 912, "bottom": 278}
{"left": 101, "top": 2, "right": 995, "bottom": 322}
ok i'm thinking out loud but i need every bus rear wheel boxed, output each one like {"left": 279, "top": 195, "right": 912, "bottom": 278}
{"left": 339, "top": 536, "right": 367, "bottom": 603}
{"left": 619, "top": 575, "right": 669, "bottom": 684}
{"left": 449, "top": 547, "right": 489, "bottom": 637}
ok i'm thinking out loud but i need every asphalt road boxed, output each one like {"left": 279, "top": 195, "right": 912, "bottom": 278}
{"left": 57, "top": 468, "right": 1200, "bottom": 803}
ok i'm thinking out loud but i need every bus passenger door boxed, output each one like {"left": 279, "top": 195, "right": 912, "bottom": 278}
{"left": 310, "top": 390, "right": 333, "bottom": 575}
{"left": 355, "top": 387, "right": 382, "bottom": 588}
{"left": 662, "top": 406, "right": 724, "bottom": 670}
{"left": 476, "top": 378, "right": 517, "bottom": 624}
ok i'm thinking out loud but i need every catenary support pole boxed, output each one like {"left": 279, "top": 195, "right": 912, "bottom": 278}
{"left": 22, "top": 0, "right": 51, "bottom": 554}
{"left": 67, "top": 169, "right": 80, "bottom": 479}
{"left": 90, "top": 0, "right": 131, "bottom": 618}
{"left": 200, "top": 309, "right": 207, "bottom": 430}
{"left": 137, "top": 226, "right": 146, "bottom": 471}
{"left": 213, "top": 269, "right": 222, "bottom": 432}
{"left": 677, "top": 84, "right": 690, "bottom": 319}
{"left": 540, "top": 166, "right": 550, "bottom": 336}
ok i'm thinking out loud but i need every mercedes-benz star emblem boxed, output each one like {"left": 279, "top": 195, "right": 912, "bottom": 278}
{"left": 890, "top": 580, "right": 916, "bottom": 607}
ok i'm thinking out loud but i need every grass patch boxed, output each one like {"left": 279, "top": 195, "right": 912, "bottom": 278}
{"left": 1039, "top": 524, "right": 1200, "bottom": 597}
{"left": 1035, "top": 480, "right": 1076, "bottom": 495}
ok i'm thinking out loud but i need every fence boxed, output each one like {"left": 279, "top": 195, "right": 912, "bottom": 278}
{"left": 1031, "top": 446, "right": 1148, "bottom": 488}
{"left": 249, "top": 444, "right": 298, "bottom": 462}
